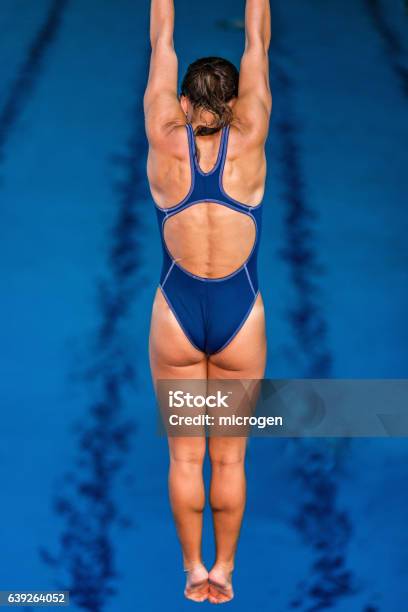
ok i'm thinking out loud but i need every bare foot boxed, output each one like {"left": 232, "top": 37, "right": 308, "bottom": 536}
{"left": 184, "top": 563, "right": 209, "bottom": 602}
{"left": 208, "top": 564, "right": 234, "bottom": 604}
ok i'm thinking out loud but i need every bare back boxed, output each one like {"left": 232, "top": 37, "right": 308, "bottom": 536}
{"left": 146, "top": 123, "right": 267, "bottom": 278}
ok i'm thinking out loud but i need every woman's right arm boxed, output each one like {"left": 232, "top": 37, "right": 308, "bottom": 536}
{"left": 234, "top": 0, "right": 272, "bottom": 141}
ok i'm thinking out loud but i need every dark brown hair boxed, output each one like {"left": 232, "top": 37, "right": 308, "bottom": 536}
{"left": 180, "top": 57, "right": 239, "bottom": 137}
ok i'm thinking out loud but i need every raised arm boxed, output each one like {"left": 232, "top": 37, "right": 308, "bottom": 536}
{"left": 234, "top": 0, "right": 272, "bottom": 139}
{"left": 143, "top": 0, "right": 185, "bottom": 143}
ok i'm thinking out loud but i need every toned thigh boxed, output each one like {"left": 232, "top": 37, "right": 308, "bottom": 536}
{"left": 207, "top": 292, "right": 267, "bottom": 459}
{"left": 150, "top": 287, "right": 208, "bottom": 458}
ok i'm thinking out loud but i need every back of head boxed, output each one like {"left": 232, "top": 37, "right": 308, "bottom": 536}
{"left": 181, "top": 57, "right": 239, "bottom": 136}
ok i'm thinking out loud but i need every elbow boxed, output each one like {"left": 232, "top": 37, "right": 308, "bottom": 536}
{"left": 245, "top": 35, "right": 270, "bottom": 55}
{"left": 150, "top": 29, "right": 174, "bottom": 51}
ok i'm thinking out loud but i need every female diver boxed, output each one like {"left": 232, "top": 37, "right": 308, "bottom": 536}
{"left": 144, "top": 0, "right": 271, "bottom": 603}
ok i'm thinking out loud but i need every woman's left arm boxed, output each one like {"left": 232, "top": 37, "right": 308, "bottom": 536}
{"left": 144, "top": 0, "right": 186, "bottom": 144}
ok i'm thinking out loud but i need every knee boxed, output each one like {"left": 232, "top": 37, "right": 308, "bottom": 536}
{"left": 208, "top": 438, "right": 247, "bottom": 470}
{"left": 170, "top": 449, "right": 205, "bottom": 474}
{"left": 209, "top": 450, "right": 245, "bottom": 470}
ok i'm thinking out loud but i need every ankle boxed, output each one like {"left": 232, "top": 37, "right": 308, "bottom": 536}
{"left": 211, "top": 560, "right": 234, "bottom": 573}
{"left": 183, "top": 559, "right": 206, "bottom": 572}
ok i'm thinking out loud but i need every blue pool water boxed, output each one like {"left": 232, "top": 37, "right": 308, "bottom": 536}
{"left": 0, "top": 1, "right": 407, "bottom": 610}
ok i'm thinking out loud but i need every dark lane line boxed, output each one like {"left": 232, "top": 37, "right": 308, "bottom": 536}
{"left": 40, "top": 47, "right": 150, "bottom": 611}
{"left": 273, "top": 62, "right": 332, "bottom": 380}
{"left": 0, "top": 0, "right": 69, "bottom": 161}
{"left": 270, "top": 51, "right": 356, "bottom": 612}
{"left": 365, "top": 0, "right": 408, "bottom": 97}
{"left": 267, "top": 2, "right": 381, "bottom": 608}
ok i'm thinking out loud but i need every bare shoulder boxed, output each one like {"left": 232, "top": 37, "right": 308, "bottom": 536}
{"left": 230, "top": 99, "right": 272, "bottom": 149}
{"left": 221, "top": 116, "right": 268, "bottom": 207}
{"left": 146, "top": 121, "right": 192, "bottom": 208}
{"left": 227, "top": 115, "right": 269, "bottom": 160}
{"left": 146, "top": 119, "right": 189, "bottom": 159}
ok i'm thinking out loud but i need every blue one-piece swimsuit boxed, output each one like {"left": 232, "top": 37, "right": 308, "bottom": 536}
{"left": 154, "top": 122, "right": 263, "bottom": 356}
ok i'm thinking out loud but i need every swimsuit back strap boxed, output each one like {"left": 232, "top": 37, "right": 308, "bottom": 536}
{"left": 218, "top": 123, "right": 230, "bottom": 170}
{"left": 186, "top": 122, "right": 229, "bottom": 175}
{"left": 185, "top": 122, "right": 196, "bottom": 165}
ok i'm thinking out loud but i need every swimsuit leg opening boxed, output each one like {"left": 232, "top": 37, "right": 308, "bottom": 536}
{"left": 210, "top": 290, "right": 261, "bottom": 356}
{"left": 158, "top": 284, "right": 205, "bottom": 355}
